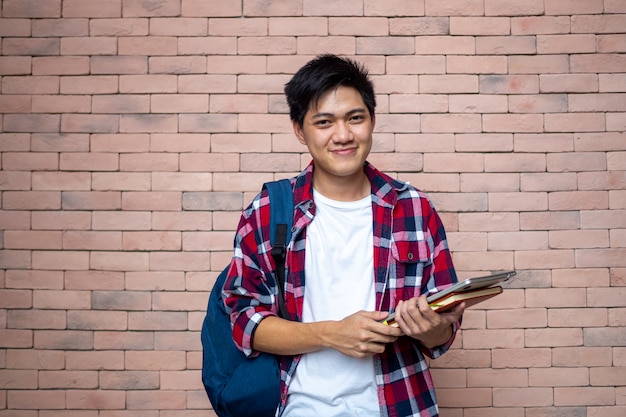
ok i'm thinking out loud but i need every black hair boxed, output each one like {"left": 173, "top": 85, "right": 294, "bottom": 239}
{"left": 284, "top": 54, "right": 376, "bottom": 127}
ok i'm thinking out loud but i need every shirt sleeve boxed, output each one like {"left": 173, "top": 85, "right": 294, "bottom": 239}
{"left": 222, "top": 192, "right": 278, "bottom": 357}
{"left": 419, "top": 198, "right": 462, "bottom": 359}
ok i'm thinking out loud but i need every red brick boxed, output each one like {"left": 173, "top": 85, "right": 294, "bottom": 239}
{"left": 60, "top": 37, "right": 117, "bottom": 56}
{"left": 67, "top": 310, "right": 128, "bottom": 331}
{"left": 483, "top": 114, "right": 544, "bottom": 133}
{"left": 4, "top": 114, "right": 61, "bottom": 133}
{"left": 463, "top": 329, "right": 524, "bottom": 349}
{"left": 5, "top": 270, "right": 64, "bottom": 290}
{"left": 7, "top": 390, "right": 65, "bottom": 410}
{"left": 420, "top": 75, "right": 479, "bottom": 94}
{"left": 510, "top": 55, "right": 570, "bottom": 74}
{"left": 540, "top": 74, "right": 599, "bottom": 93}
{"left": 0, "top": 211, "right": 30, "bottom": 230}
{"left": 598, "top": 34, "right": 626, "bottom": 53}
{"left": 458, "top": 173, "right": 520, "bottom": 192}
{"left": 120, "top": 114, "right": 178, "bottom": 133}
{"left": 572, "top": 14, "right": 626, "bottom": 34}
{"left": 32, "top": 56, "right": 90, "bottom": 75}
{"left": 206, "top": 55, "right": 266, "bottom": 74}
{"left": 546, "top": 113, "right": 606, "bottom": 133}
{"left": 61, "top": 114, "right": 119, "bottom": 133}
{"left": 446, "top": 55, "right": 508, "bottom": 74}
{"left": 525, "top": 328, "right": 586, "bottom": 348}
{"left": 437, "top": 387, "right": 492, "bottom": 408}
{"left": 549, "top": 191, "right": 609, "bottom": 211}
{"left": 328, "top": 17, "right": 385, "bottom": 36}
{"left": 538, "top": 34, "right": 597, "bottom": 54}
{"left": 64, "top": 270, "right": 125, "bottom": 291}
{"left": 93, "top": 56, "right": 149, "bottom": 75}
{"left": 6, "top": 349, "right": 65, "bottom": 369}
{"left": 89, "top": 18, "right": 149, "bottom": 36}
{"left": 179, "top": 37, "right": 238, "bottom": 56}
{"left": 122, "top": 231, "right": 181, "bottom": 251}
{"left": 92, "top": 95, "right": 150, "bottom": 113}
{"left": 147, "top": 56, "right": 207, "bottom": 74}
{"left": 424, "top": 0, "right": 483, "bottom": 16}
{"left": 91, "top": 251, "right": 149, "bottom": 271}
{"left": 521, "top": 172, "right": 577, "bottom": 192}
{"left": 480, "top": 74, "right": 539, "bottom": 94}
{"left": 126, "top": 390, "right": 186, "bottom": 410}
{"left": 61, "top": 191, "right": 121, "bottom": 211}
{"left": 118, "top": 36, "right": 177, "bottom": 56}
{"left": 555, "top": 347, "right": 614, "bottom": 368}
{"left": 119, "top": 75, "right": 176, "bottom": 93}
{"left": 149, "top": 251, "right": 212, "bottom": 271}
{"left": 92, "top": 172, "right": 151, "bottom": 191}
{"left": 32, "top": 95, "right": 91, "bottom": 113}
{"left": 32, "top": 133, "right": 90, "bottom": 152}
{"left": 31, "top": 211, "right": 91, "bottom": 230}
{"left": 3, "top": 191, "right": 61, "bottom": 210}
{"left": 90, "top": 133, "right": 150, "bottom": 153}
{"left": 2, "top": 0, "right": 61, "bottom": 18}
{"left": 555, "top": 387, "right": 615, "bottom": 406}
{"left": 33, "top": 289, "right": 91, "bottom": 309}
{"left": 0, "top": 18, "right": 32, "bottom": 36}
{"left": 125, "top": 350, "right": 186, "bottom": 370}
{"left": 63, "top": 0, "right": 121, "bottom": 18}
{"left": 60, "top": 76, "right": 118, "bottom": 94}
{"left": 570, "top": 93, "right": 626, "bottom": 112}
{"left": 151, "top": 212, "right": 213, "bottom": 231}
{"left": 34, "top": 330, "right": 91, "bottom": 350}
{"left": 302, "top": 0, "right": 362, "bottom": 16}
{"left": 93, "top": 331, "right": 154, "bottom": 350}
{"left": 0, "top": 289, "right": 33, "bottom": 308}
{"left": 4, "top": 230, "right": 62, "bottom": 250}
{"left": 0, "top": 56, "right": 32, "bottom": 75}
{"left": 212, "top": 17, "right": 268, "bottom": 36}
{"left": 92, "top": 211, "right": 151, "bottom": 231}
{"left": 8, "top": 309, "right": 66, "bottom": 329}
{"left": 549, "top": 308, "right": 608, "bottom": 328}
{"left": 39, "top": 370, "right": 98, "bottom": 389}
{"left": 414, "top": 36, "right": 475, "bottom": 55}
{"left": 478, "top": 36, "right": 536, "bottom": 55}
{"left": 509, "top": 94, "right": 568, "bottom": 113}
{"left": 450, "top": 17, "right": 510, "bottom": 35}
{"left": 125, "top": 271, "right": 186, "bottom": 291}
{"left": 151, "top": 94, "right": 209, "bottom": 113}
{"left": 62, "top": 231, "right": 122, "bottom": 251}
{"left": 571, "top": 53, "right": 626, "bottom": 73}
{"left": 5, "top": 35, "right": 59, "bottom": 55}
{"left": 485, "top": 0, "right": 544, "bottom": 16}
{"left": 494, "top": 387, "right": 554, "bottom": 407}
{"left": 66, "top": 390, "right": 126, "bottom": 410}
{"left": 422, "top": 153, "right": 483, "bottom": 173}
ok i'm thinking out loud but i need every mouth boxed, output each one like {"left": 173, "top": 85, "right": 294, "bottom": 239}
{"left": 331, "top": 147, "right": 357, "bottom": 156}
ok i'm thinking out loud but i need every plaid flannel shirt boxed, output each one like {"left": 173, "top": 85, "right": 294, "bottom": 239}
{"left": 224, "top": 161, "right": 460, "bottom": 417}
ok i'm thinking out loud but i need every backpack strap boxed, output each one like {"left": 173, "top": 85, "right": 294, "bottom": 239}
{"left": 263, "top": 178, "right": 293, "bottom": 319}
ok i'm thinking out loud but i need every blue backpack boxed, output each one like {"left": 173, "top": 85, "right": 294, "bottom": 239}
{"left": 201, "top": 179, "right": 293, "bottom": 417}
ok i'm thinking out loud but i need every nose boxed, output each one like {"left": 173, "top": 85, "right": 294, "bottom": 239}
{"left": 332, "top": 121, "right": 352, "bottom": 143}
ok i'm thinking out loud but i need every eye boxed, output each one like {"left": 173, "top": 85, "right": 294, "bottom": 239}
{"left": 314, "top": 119, "right": 331, "bottom": 127}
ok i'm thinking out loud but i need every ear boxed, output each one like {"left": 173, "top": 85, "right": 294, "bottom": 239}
{"left": 292, "top": 120, "right": 306, "bottom": 145}
{"left": 370, "top": 114, "right": 376, "bottom": 131}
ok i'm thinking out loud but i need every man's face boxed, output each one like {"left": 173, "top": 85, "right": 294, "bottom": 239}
{"left": 293, "top": 85, "right": 375, "bottom": 195}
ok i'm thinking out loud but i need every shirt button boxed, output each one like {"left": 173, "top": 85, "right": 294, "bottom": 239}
{"left": 408, "top": 253, "right": 414, "bottom": 260}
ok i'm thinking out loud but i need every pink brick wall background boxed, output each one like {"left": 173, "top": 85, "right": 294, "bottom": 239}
{"left": 1, "top": 0, "right": 625, "bottom": 416}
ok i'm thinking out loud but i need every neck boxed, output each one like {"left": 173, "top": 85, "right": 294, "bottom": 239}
{"left": 312, "top": 171, "right": 371, "bottom": 202}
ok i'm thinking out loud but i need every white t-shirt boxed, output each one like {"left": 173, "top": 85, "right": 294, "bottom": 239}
{"left": 283, "top": 190, "right": 380, "bottom": 417}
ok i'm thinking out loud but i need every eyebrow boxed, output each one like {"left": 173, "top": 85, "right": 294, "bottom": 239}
{"left": 310, "top": 107, "right": 368, "bottom": 120}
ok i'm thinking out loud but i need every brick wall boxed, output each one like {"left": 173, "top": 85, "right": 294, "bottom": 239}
{"left": 1, "top": 0, "right": 625, "bottom": 416}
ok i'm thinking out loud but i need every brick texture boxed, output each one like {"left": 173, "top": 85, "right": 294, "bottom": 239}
{"left": 0, "top": 1, "right": 624, "bottom": 415}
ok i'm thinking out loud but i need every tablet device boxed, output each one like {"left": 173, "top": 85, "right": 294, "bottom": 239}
{"left": 382, "top": 270, "right": 516, "bottom": 326}
{"left": 427, "top": 270, "right": 517, "bottom": 304}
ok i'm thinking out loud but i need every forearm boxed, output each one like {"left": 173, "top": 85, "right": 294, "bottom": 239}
{"left": 252, "top": 316, "right": 331, "bottom": 356}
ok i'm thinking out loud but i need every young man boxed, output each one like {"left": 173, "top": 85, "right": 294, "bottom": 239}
{"left": 223, "top": 54, "right": 465, "bottom": 417}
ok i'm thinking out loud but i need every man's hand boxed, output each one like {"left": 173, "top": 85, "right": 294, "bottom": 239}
{"left": 392, "top": 295, "right": 465, "bottom": 348}
{"left": 321, "top": 311, "right": 404, "bottom": 358}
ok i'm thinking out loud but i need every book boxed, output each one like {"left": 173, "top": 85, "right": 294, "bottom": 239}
{"left": 382, "top": 285, "right": 503, "bottom": 327}
{"left": 429, "top": 285, "right": 503, "bottom": 312}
